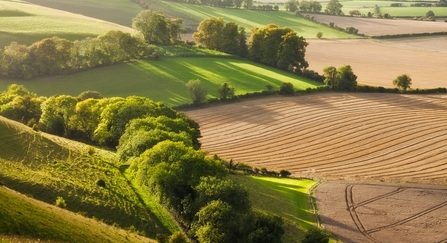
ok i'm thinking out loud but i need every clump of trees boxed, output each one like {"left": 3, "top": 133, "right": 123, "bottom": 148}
{"left": 132, "top": 10, "right": 185, "bottom": 45}
{"left": 299, "top": 0, "right": 322, "bottom": 12}
{"left": 248, "top": 24, "right": 309, "bottom": 71}
{"left": 325, "top": 0, "right": 343, "bottom": 15}
{"left": 0, "top": 31, "right": 152, "bottom": 79}
{"left": 323, "top": 65, "right": 357, "bottom": 90}
{"left": 193, "top": 17, "right": 248, "bottom": 57}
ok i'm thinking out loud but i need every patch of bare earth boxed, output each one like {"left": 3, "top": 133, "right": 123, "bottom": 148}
{"left": 305, "top": 39, "right": 447, "bottom": 88}
{"left": 306, "top": 14, "right": 447, "bottom": 37}
{"left": 186, "top": 93, "right": 447, "bottom": 184}
{"left": 316, "top": 181, "right": 447, "bottom": 243}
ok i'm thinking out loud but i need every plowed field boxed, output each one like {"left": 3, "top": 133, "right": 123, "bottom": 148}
{"left": 186, "top": 93, "right": 447, "bottom": 184}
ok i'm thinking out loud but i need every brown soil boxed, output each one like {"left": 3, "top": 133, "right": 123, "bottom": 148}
{"left": 306, "top": 14, "right": 447, "bottom": 37}
{"left": 186, "top": 93, "right": 447, "bottom": 184}
{"left": 305, "top": 39, "right": 447, "bottom": 88}
{"left": 316, "top": 181, "right": 447, "bottom": 243}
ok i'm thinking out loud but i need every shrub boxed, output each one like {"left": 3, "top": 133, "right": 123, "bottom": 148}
{"left": 302, "top": 228, "right": 329, "bottom": 243}
{"left": 168, "top": 231, "right": 189, "bottom": 243}
{"left": 280, "top": 170, "right": 292, "bottom": 177}
{"left": 96, "top": 179, "right": 106, "bottom": 188}
{"left": 279, "top": 82, "right": 295, "bottom": 95}
{"left": 55, "top": 196, "right": 66, "bottom": 208}
{"left": 316, "top": 32, "right": 323, "bottom": 39}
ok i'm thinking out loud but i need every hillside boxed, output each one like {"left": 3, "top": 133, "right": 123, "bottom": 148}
{"left": 0, "top": 186, "right": 154, "bottom": 243}
{"left": 0, "top": 116, "right": 177, "bottom": 239}
{"left": 0, "top": 0, "right": 134, "bottom": 48}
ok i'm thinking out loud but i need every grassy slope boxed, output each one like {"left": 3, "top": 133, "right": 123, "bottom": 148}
{"left": 156, "top": 2, "right": 357, "bottom": 39}
{"left": 0, "top": 58, "right": 321, "bottom": 107}
{"left": 23, "top": 0, "right": 143, "bottom": 27}
{"left": 231, "top": 175, "right": 317, "bottom": 243}
{"left": 0, "top": 0, "right": 135, "bottom": 48}
{"left": 0, "top": 186, "right": 155, "bottom": 243}
{"left": 0, "top": 116, "right": 178, "bottom": 239}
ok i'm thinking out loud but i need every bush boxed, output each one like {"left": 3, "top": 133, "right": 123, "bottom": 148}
{"left": 55, "top": 196, "right": 66, "bottom": 208}
{"left": 302, "top": 228, "right": 329, "bottom": 243}
{"left": 316, "top": 32, "right": 323, "bottom": 39}
{"left": 280, "top": 170, "right": 292, "bottom": 177}
{"left": 279, "top": 82, "right": 295, "bottom": 95}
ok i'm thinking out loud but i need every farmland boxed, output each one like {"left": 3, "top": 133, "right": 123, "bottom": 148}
{"left": 185, "top": 93, "right": 447, "bottom": 185}
{"left": 0, "top": 58, "right": 320, "bottom": 107}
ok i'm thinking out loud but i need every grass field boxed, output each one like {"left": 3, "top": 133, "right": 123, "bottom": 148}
{"left": 24, "top": 0, "right": 143, "bottom": 26}
{"left": 0, "top": 58, "right": 321, "bottom": 107}
{"left": 231, "top": 175, "right": 318, "bottom": 243}
{"left": 0, "top": 186, "right": 154, "bottom": 243}
{"left": 152, "top": 2, "right": 358, "bottom": 39}
{"left": 0, "top": 116, "right": 177, "bottom": 238}
{"left": 0, "top": 0, "right": 134, "bottom": 47}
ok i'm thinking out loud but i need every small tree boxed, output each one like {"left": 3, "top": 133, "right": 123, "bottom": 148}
{"left": 279, "top": 82, "right": 295, "bottom": 95}
{"left": 280, "top": 170, "right": 292, "bottom": 177}
{"left": 218, "top": 83, "right": 235, "bottom": 100}
{"left": 301, "top": 228, "right": 329, "bottom": 243}
{"left": 186, "top": 79, "right": 208, "bottom": 105}
{"left": 316, "top": 32, "right": 323, "bottom": 39}
{"left": 393, "top": 74, "right": 412, "bottom": 92}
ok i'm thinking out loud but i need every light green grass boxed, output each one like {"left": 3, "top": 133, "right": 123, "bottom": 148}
{"left": 0, "top": 0, "right": 135, "bottom": 47}
{"left": 231, "top": 175, "right": 317, "bottom": 243}
{"left": 156, "top": 2, "right": 358, "bottom": 39}
{"left": 377, "top": 7, "right": 447, "bottom": 16}
{"left": 24, "top": 0, "right": 143, "bottom": 26}
{"left": 0, "top": 116, "right": 175, "bottom": 238}
{"left": 0, "top": 58, "right": 321, "bottom": 107}
{"left": 0, "top": 186, "right": 155, "bottom": 243}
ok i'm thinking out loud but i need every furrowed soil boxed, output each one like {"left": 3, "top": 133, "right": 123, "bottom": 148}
{"left": 316, "top": 181, "right": 447, "bottom": 243}
{"left": 185, "top": 93, "right": 447, "bottom": 184}
{"left": 186, "top": 93, "right": 447, "bottom": 243}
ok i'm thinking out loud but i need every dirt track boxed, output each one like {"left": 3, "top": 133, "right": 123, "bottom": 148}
{"left": 186, "top": 93, "right": 447, "bottom": 184}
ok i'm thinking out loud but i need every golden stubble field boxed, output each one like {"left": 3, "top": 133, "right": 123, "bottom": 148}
{"left": 185, "top": 93, "right": 447, "bottom": 243}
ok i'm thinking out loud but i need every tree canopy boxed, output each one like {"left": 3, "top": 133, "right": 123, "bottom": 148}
{"left": 325, "top": 0, "right": 343, "bottom": 15}
{"left": 393, "top": 74, "right": 412, "bottom": 92}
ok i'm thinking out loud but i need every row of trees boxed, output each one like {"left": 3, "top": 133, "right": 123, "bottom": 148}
{"left": 0, "top": 31, "right": 153, "bottom": 79}
{"left": 285, "top": 0, "right": 342, "bottom": 15}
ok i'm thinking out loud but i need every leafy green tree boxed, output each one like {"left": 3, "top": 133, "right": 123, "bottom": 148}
{"left": 186, "top": 79, "right": 208, "bottom": 105}
{"left": 301, "top": 228, "right": 329, "bottom": 243}
{"left": 1, "top": 42, "right": 33, "bottom": 78}
{"left": 277, "top": 31, "right": 308, "bottom": 70}
{"left": 218, "top": 83, "right": 235, "bottom": 100}
{"left": 285, "top": 0, "right": 299, "bottom": 12}
{"left": 299, "top": 0, "right": 311, "bottom": 11}
{"left": 168, "top": 231, "right": 189, "bottom": 243}
{"left": 77, "top": 90, "right": 103, "bottom": 101}
{"left": 244, "top": 0, "right": 253, "bottom": 8}
{"left": 325, "top": 0, "right": 343, "bottom": 15}
{"left": 69, "top": 98, "right": 101, "bottom": 141}
{"left": 0, "top": 84, "right": 43, "bottom": 125}
{"left": 316, "top": 32, "right": 323, "bottom": 39}
{"left": 243, "top": 212, "right": 285, "bottom": 243}
{"left": 310, "top": 1, "right": 322, "bottom": 12}
{"left": 323, "top": 66, "right": 337, "bottom": 89}
{"left": 335, "top": 65, "right": 357, "bottom": 90}
{"left": 132, "top": 10, "right": 184, "bottom": 45}
{"left": 393, "top": 74, "right": 412, "bottom": 92}
{"left": 279, "top": 82, "right": 295, "bottom": 95}
{"left": 39, "top": 95, "right": 77, "bottom": 137}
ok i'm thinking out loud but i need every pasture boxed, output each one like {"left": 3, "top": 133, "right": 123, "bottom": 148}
{"left": 185, "top": 93, "right": 447, "bottom": 185}
{"left": 0, "top": 0, "right": 134, "bottom": 48}
{"left": 231, "top": 175, "right": 318, "bottom": 242}
{"left": 0, "top": 58, "right": 321, "bottom": 107}
{"left": 156, "top": 2, "right": 358, "bottom": 39}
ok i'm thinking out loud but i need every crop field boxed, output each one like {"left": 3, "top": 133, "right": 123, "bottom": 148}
{"left": 316, "top": 181, "right": 447, "bottom": 243}
{"left": 159, "top": 2, "right": 357, "bottom": 39}
{"left": 186, "top": 93, "right": 447, "bottom": 185}
{"left": 0, "top": 0, "right": 134, "bottom": 47}
{"left": 306, "top": 14, "right": 447, "bottom": 37}
{"left": 305, "top": 38, "right": 447, "bottom": 88}
{"left": 0, "top": 58, "right": 320, "bottom": 107}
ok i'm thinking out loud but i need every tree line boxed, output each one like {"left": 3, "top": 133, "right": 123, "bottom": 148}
{"left": 0, "top": 84, "right": 286, "bottom": 243}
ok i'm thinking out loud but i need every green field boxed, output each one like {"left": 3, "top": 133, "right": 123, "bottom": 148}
{"left": 0, "top": 186, "right": 154, "bottom": 243}
{"left": 24, "top": 0, "right": 143, "bottom": 26}
{"left": 0, "top": 116, "right": 177, "bottom": 239}
{"left": 0, "top": 0, "right": 134, "bottom": 47}
{"left": 0, "top": 58, "right": 321, "bottom": 107}
{"left": 162, "top": 2, "right": 358, "bottom": 39}
{"left": 232, "top": 175, "right": 318, "bottom": 243}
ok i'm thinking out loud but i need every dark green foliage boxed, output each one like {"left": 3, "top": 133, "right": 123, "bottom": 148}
{"left": 248, "top": 25, "right": 308, "bottom": 71}
{"left": 279, "top": 82, "right": 295, "bottom": 96}
{"left": 285, "top": 0, "right": 299, "bottom": 12}
{"left": 169, "top": 231, "right": 189, "bottom": 243}
{"left": 186, "top": 79, "right": 208, "bottom": 105}
{"left": 323, "top": 65, "right": 357, "bottom": 90}
{"left": 393, "top": 74, "right": 412, "bottom": 92}
{"left": 132, "top": 10, "right": 185, "bottom": 45}
{"left": 280, "top": 170, "right": 292, "bottom": 177}
{"left": 345, "top": 27, "right": 359, "bottom": 34}
{"left": 193, "top": 17, "right": 248, "bottom": 57}
{"left": 301, "top": 228, "right": 329, "bottom": 243}
{"left": 244, "top": 212, "right": 284, "bottom": 243}
{"left": 218, "top": 83, "right": 235, "bottom": 100}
